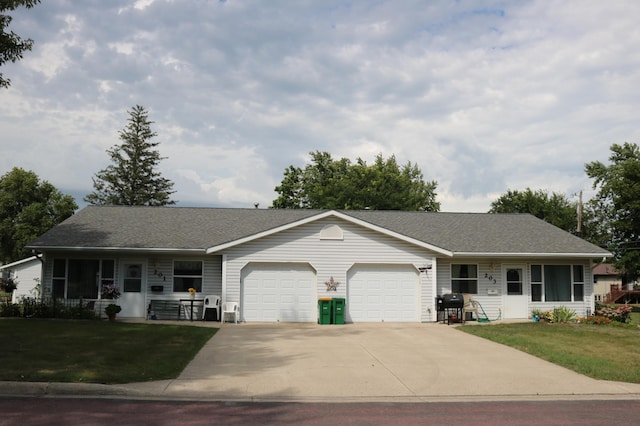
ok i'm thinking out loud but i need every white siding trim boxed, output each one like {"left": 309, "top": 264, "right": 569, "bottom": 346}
{"left": 0, "top": 256, "right": 39, "bottom": 270}
{"left": 221, "top": 254, "right": 228, "bottom": 304}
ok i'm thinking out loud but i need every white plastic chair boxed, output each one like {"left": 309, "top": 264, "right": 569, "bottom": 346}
{"left": 221, "top": 302, "right": 239, "bottom": 324}
{"left": 202, "top": 295, "right": 221, "bottom": 321}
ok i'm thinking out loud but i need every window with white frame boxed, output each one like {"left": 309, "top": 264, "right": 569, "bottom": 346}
{"left": 173, "top": 260, "right": 203, "bottom": 292}
{"left": 451, "top": 264, "right": 478, "bottom": 294}
{"left": 573, "top": 265, "right": 584, "bottom": 302}
{"left": 52, "top": 259, "right": 115, "bottom": 299}
{"left": 531, "top": 265, "right": 542, "bottom": 302}
{"left": 530, "top": 264, "right": 585, "bottom": 302}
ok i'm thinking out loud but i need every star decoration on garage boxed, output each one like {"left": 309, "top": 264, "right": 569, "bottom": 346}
{"left": 325, "top": 276, "right": 339, "bottom": 291}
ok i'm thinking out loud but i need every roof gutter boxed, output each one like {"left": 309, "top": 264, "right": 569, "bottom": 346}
{"left": 26, "top": 246, "right": 207, "bottom": 255}
{"left": 452, "top": 251, "right": 613, "bottom": 259}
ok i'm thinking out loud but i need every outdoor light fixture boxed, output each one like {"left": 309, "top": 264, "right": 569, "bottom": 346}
{"left": 418, "top": 263, "right": 433, "bottom": 273}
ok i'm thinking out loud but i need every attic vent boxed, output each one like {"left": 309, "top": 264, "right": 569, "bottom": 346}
{"left": 320, "top": 224, "right": 343, "bottom": 240}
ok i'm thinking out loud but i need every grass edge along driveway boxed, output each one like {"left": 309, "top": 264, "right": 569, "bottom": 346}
{"left": 0, "top": 318, "right": 217, "bottom": 384}
{"left": 459, "top": 322, "right": 640, "bottom": 384}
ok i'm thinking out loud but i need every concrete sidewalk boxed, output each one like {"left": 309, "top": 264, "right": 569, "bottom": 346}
{"left": 2, "top": 323, "right": 640, "bottom": 402}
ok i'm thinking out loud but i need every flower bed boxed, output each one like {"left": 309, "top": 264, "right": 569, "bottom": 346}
{"left": 577, "top": 305, "right": 632, "bottom": 326}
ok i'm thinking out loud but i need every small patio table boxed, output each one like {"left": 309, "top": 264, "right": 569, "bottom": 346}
{"left": 179, "top": 298, "right": 204, "bottom": 321}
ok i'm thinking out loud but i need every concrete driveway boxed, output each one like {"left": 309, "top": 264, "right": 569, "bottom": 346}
{"left": 128, "top": 323, "right": 640, "bottom": 402}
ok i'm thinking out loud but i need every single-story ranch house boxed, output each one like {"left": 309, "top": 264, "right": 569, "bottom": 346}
{"left": 27, "top": 206, "right": 610, "bottom": 322}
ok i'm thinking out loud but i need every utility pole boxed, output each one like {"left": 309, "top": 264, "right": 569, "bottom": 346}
{"left": 576, "top": 190, "right": 583, "bottom": 238}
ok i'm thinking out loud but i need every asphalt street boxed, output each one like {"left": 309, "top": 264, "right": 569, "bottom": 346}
{"left": 2, "top": 397, "right": 639, "bottom": 425}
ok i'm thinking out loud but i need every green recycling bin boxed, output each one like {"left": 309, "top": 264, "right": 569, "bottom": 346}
{"left": 332, "top": 297, "right": 345, "bottom": 325}
{"left": 318, "top": 298, "right": 332, "bottom": 324}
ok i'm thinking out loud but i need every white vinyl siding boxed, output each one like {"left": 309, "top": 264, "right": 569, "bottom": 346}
{"left": 146, "top": 255, "right": 222, "bottom": 304}
{"left": 41, "top": 253, "right": 223, "bottom": 318}
{"left": 438, "top": 258, "right": 594, "bottom": 320}
{"left": 221, "top": 218, "right": 436, "bottom": 322}
{"left": 3, "top": 259, "right": 42, "bottom": 303}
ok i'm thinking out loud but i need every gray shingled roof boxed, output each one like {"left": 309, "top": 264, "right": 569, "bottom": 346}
{"left": 27, "top": 206, "right": 609, "bottom": 256}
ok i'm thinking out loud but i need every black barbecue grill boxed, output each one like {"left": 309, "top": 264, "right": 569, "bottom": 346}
{"left": 437, "top": 293, "right": 464, "bottom": 324}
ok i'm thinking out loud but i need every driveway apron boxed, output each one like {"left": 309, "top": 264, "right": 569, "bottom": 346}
{"left": 159, "top": 323, "right": 640, "bottom": 402}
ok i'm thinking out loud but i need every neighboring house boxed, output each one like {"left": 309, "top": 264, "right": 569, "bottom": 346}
{"left": 0, "top": 256, "right": 42, "bottom": 303}
{"left": 592, "top": 263, "right": 623, "bottom": 303}
{"left": 26, "top": 206, "right": 611, "bottom": 322}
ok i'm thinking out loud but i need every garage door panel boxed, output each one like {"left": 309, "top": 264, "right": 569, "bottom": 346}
{"left": 261, "top": 309, "right": 278, "bottom": 322}
{"left": 280, "top": 294, "right": 294, "bottom": 303}
{"left": 369, "top": 280, "right": 383, "bottom": 291}
{"left": 245, "top": 294, "right": 259, "bottom": 304}
{"left": 263, "top": 279, "right": 277, "bottom": 289}
{"left": 280, "top": 279, "right": 295, "bottom": 289}
{"left": 348, "top": 265, "right": 419, "bottom": 323}
{"left": 262, "top": 294, "right": 277, "bottom": 304}
{"left": 298, "top": 295, "right": 314, "bottom": 305}
{"left": 242, "top": 264, "right": 316, "bottom": 322}
{"left": 385, "top": 281, "right": 399, "bottom": 290}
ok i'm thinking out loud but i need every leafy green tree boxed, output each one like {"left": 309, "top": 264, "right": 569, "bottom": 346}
{"left": 85, "top": 105, "right": 175, "bottom": 206}
{"left": 0, "top": 167, "right": 77, "bottom": 262}
{"left": 488, "top": 188, "right": 578, "bottom": 233}
{"left": 585, "top": 142, "right": 640, "bottom": 280}
{"left": 0, "top": 0, "right": 40, "bottom": 89}
{"left": 272, "top": 151, "right": 440, "bottom": 211}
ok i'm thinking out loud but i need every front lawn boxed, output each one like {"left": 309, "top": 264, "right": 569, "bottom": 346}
{"left": 0, "top": 319, "right": 217, "bottom": 384}
{"left": 459, "top": 322, "right": 640, "bottom": 383}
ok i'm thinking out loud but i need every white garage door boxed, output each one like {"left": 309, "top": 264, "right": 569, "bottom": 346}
{"left": 242, "top": 263, "right": 316, "bottom": 322}
{"left": 348, "top": 265, "right": 419, "bottom": 322}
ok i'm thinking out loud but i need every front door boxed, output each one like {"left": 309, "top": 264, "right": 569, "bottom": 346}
{"left": 119, "top": 261, "right": 146, "bottom": 318}
{"left": 503, "top": 265, "right": 528, "bottom": 319}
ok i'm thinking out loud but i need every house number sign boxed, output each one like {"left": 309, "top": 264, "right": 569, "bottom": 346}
{"left": 484, "top": 272, "right": 497, "bottom": 285}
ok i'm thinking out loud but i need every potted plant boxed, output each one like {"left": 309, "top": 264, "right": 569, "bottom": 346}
{"left": 531, "top": 308, "right": 542, "bottom": 322}
{"left": 105, "top": 303, "right": 122, "bottom": 321}
{"left": 188, "top": 287, "right": 197, "bottom": 299}
{"left": 101, "top": 283, "right": 121, "bottom": 321}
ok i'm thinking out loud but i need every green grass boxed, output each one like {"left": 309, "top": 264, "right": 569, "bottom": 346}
{"left": 459, "top": 322, "right": 640, "bottom": 383}
{"left": 0, "top": 318, "right": 217, "bottom": 384}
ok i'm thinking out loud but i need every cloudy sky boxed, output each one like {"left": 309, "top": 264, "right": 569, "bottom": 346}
{"left": 1, "top": 0, "right": 638, "bottom": 212}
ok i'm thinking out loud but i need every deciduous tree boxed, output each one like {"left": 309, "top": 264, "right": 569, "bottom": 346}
{"left": 85, "top": 105, "right": 175, "bottom": 206}
{"left": 0, "top": 0, "right": 40, "bottom": 89}
{"left": 0, "top": 167, "right": 77, "bottom": 262}
{"left": 488, "top": 188, "right": 578, "bottom": 233}
{"left": 585, "top": 142, "right": 640, "bottom": 280}
{"left": 272, "top": 151, "right": 440, "bottom": 211}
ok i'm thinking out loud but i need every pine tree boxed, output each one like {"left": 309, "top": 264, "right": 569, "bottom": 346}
{"left": 85, "top": 105, "right": 175, "bottom": 206}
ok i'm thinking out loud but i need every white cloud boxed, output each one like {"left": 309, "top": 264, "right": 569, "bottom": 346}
{"left": 2, "top": 0, "right": 639, "bottom": 212}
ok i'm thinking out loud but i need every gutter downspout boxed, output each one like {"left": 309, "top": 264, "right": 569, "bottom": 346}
{"left": 32, "top": 250, "right": 44, "bottom": 300}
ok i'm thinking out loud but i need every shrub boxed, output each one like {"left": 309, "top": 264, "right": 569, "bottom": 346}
{"left": 552, "top": 306, "right": 577, "bottom": 323}
{"left": 596, "top": 305, "right": 632, "bottom": 323}
{"left": 538, "top": 310, "right": 553, "bottom": 322}
{"left": 0, "top": 300, "right": 21, "bottom": 317}
{"left": 581, "top": 315, "right": 612, "bottom": 325}
{"left": 21, "top": 298, "right": 96, "bottom": 319}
